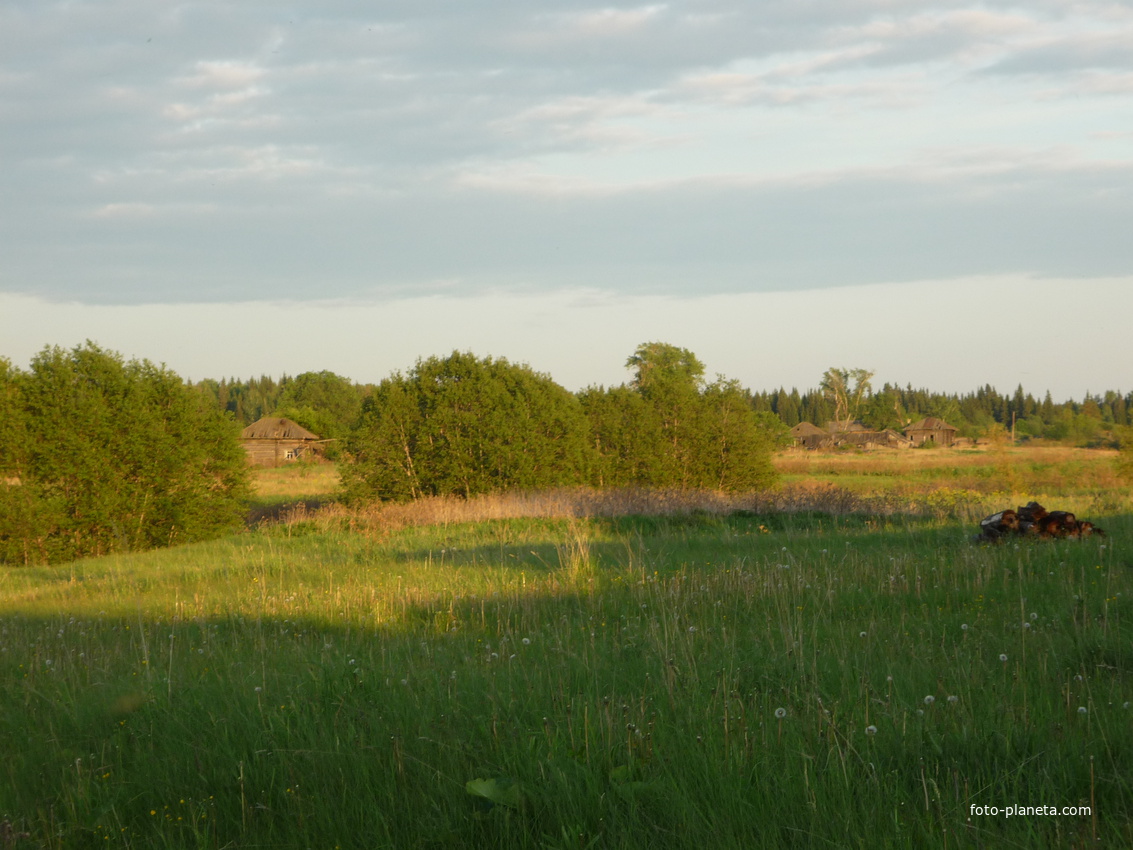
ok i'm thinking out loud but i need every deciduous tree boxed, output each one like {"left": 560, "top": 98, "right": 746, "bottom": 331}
{"left": 1, "top": 344, "right": 250, "bottom": 565}
{"left": 342, "top": 352, "right": 593, "bottom": 502}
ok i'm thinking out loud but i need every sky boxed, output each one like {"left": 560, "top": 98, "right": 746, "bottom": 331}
{"left": 2, "top": 0, "right": 1131, "bottom": 400}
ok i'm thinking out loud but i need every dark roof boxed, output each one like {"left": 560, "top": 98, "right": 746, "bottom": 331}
{"left": 789, "top": 422, "right": 827, "bottom": 437}
{"left": 905, "top": 417, "right": 957, "bottom": 432}
{"left": 240, "top": 417, "right": 320, "bottom": 441}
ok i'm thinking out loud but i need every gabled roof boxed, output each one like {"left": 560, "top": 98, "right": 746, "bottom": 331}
{"left": 240, "top": 417, "right": 320, "bottom": 441}
{"left": 789, "top": 421, "right": 827, "bottom": 437}
{"left": 905, "top": 417, "right": 957, "bottom": 432}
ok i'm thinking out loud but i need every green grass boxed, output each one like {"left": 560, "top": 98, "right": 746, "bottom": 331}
{"left": 2, "top": 509, "right": 1130, "bottom": 849}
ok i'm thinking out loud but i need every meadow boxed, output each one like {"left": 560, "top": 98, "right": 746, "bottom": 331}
{"left": 1, "top": 447, "right": 1130, "bottom": 849}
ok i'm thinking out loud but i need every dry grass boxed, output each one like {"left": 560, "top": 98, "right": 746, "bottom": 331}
{"left": 249, "top": 461, "right": 340, "bottom": 499}
{"left": 254, "top": 446, "right": 1128, "bottom": 536}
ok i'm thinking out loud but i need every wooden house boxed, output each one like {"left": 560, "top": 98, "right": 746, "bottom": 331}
{"left": 789, "top": 422, "right": 833, "bottom": 449}
{"left": 240, "top": 417, "right": 322, "bottom": 466}
{"left": 904, "top": 417, "right": 958, "bottom": 447}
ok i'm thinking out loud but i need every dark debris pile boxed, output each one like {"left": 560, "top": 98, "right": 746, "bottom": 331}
{"left": 977, "top": 501, "right": 1105, "bottom": 542}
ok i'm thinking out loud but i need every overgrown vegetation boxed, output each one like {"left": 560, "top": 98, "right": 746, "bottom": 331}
{"left": 1, "top": 507, "right": 1128, "bottom": 848}
{"left": 0, "top": 344, "right": 250, "bottom": 565}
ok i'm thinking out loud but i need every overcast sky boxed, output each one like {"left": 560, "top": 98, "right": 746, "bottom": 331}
{"left": 2, "top": 1, "right": 1131, "bottom": 399}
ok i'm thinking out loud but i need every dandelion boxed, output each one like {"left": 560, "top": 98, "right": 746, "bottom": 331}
{"left": 947, "top": 695, "right": 958, "bottom": 704}
{"left": 1023, "top": 622, "right": 1031, "bottom": 630}
{"left": 999, "top": 654, "right": 1008, "bottom": 662}
{"left": 774, "top": 707, "right": 787, "bottom": 719}
{"left": 1030, "top": 612, "right": 1038, "bottom": 621}
{"left": 961, "top": 624, "right": 969, "bottom": 631}
{"left": 521, "top": 638, "right": 531, "bottom": 645}
{"left": 865, "top": 725, "right": 877, "bottom": 736}
{"left": 924, "top": 695, "right": 935, "bottom": 706}
{"left": 859, "top": 631, "right": 868, "bottom": 638}
{"left": 254, "top": 686, "right": 262, "bottom": 693}
{"left": 688, "top": 626, "right": 697, "bottom": 633}
{"left": 1078, "top": 706, "right": 1088, "bottom": 715}
{"left": 1123, "top": 702, "right": 1130, "bottom": 710}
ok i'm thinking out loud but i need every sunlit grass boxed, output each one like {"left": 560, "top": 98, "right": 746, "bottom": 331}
{"left": 1, "top": 507, "right": 1130, "bottom": 848}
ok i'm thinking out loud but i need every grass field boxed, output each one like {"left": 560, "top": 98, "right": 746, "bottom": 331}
{"left": 1, "top": 448, "right": 1130, "bottom": 848}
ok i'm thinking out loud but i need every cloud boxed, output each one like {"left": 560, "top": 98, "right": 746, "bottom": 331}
{"left": 1, "top": 0, "right": 1132, "bottom": 310}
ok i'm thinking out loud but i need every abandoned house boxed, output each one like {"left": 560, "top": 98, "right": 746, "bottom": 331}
{"left": 904, "top": 417, "right": 959, "bottom": 447}
{"left": 240, "top": 417, "right": 322, "bottom": 466}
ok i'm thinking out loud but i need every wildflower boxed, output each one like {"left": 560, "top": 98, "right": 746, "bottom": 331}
{"left": 1123, "top": 702, "right": 1130, "bottom": 710}
{"left": 521, "top": 638, "right": 531, "bottom": 645}
{"left": 859, "top": 631, "right": 867, "bottom": 638}
{"left": 688, "top": 626, "right": 697, "bottom": 633}
{"left": 947, "top": 695, "right": 958, "bottom": 704}
{"left": 923, "top": 695, "right": 935, "bottom": 706}
{"left": 254, "top": 687, "right": 262, "bottom": 693}
{"left": 774, "top": 707, "right": 787, "bottom": 720}
{"left": 960, "top": 624, "right": 969, "bottom": 631}
{"left": 1022, "top": 622, "right": 1031, "bottom": 630}
{"left": 1078, "top": 706, "right": 1088, "bottom": 715}
{"left": 1030, "top": 612, "right": 1038, "bottom": 621}
{"left": 999, "top": 654, "right": 1008, "bottom": 662}
{"left": 865, "top": 725, "right": 877, "bottom": 736}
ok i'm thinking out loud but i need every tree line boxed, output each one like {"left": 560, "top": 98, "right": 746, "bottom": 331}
{"left": 198, "top": 366, "right": 1132, "bottom": 450}
{"left": 3, "top": 341, "right": 1131, "bottom": 565}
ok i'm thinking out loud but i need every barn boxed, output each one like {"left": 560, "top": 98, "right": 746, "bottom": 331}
{"left": 789, "top": 421, "right": 832, "bottom": 449}
{"left": 240, "top": 417, "right": 322, "bottom": 467}
{"left": 904, "top": 417, "right": 958, "bottom": 447}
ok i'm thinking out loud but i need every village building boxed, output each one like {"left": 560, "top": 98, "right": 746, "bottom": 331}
{"left": 789, "top": 421, "right": 832, "bottom": 449}
{"left": 240, "top": 417, "right": 322, "bottom": 466}
{"left": 904, "top": 417, "right": 959, "bottom": 447}
{"left": 790, "top": 421, "right": 913, "bottom": 450}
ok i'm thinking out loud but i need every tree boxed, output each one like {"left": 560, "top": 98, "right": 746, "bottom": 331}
{"left": 1, "top": 344, "right": 250, "bottom": 565}
{"left": 342, "top": 352, "right": 593, "bottom": 502}
{"left": 627, "top": 342, "right": 706, "bottom": 396}
{"left": 820, "top": 367, "right": 874, "bottom": 428}
{"left": 581, "top": 344, "right": 778, "bottom": 493}
{"left": 274, "top": 370, "right": 364, "bottom": 458}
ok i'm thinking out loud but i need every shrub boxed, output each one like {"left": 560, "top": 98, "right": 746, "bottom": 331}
{"left": 0, "top": 343, "right": 250, "bottom": 565}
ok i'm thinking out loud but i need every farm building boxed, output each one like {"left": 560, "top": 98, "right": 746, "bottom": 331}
{"left": 791, "top": 421, "right": 913, "bottom": 450}
{"left": 240, "top": 417, "right": 322, "bottom": 466}
{"left": 789, "top": 422, "right": 833, "bottom": 449}
{"left": 904, "top": 417, "right": 958, "bottom": 447}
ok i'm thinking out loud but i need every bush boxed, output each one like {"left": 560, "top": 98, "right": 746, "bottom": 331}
{"left": 0, "top": 344, "right": 250, "bottom": 565}
{"left": 342, "top": 352, "right": 594, "bottom": 502}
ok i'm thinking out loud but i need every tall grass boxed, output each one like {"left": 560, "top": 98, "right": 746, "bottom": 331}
{"left": 1, "top": 505, "right": 1129, "bottom": 848}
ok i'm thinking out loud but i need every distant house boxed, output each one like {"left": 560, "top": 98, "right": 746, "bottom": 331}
{"left": 789, "top": 422, "right": 833, "bottom": 449}
{"left": 791, "top": 421, "right": 912, "bottom": 450}
{"left": 240, "top": 417, "right": 322, "bottom": 466}
{"left": 904, "top": 417, "right": 958, "bottom": 447}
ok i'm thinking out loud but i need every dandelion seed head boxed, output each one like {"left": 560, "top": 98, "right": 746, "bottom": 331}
{"left": 999, "top": 654, "right": 1008, "bottom": 662}
{"left": 947, "top": 695, "right": 958, "bottom": 704}
{"left": 774, "top": 707, "right": 787, "bottom": 719}
{"left": 1078, "top": 706, "right": 1088, "bottom": 715}
{"left": 924, "top": 695, "right": 935, "bottom": 705}
{"left": 859, "top": 631, "right": 868, "bottom": 638}
{"left": 961, "top": 624, "right": 969, "bottom": 631}
{"left": 865, "top": 725, "right": 877, "bottom": 736}
{"left": 521, "top": 638, "right": 531, "bottom": 645}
